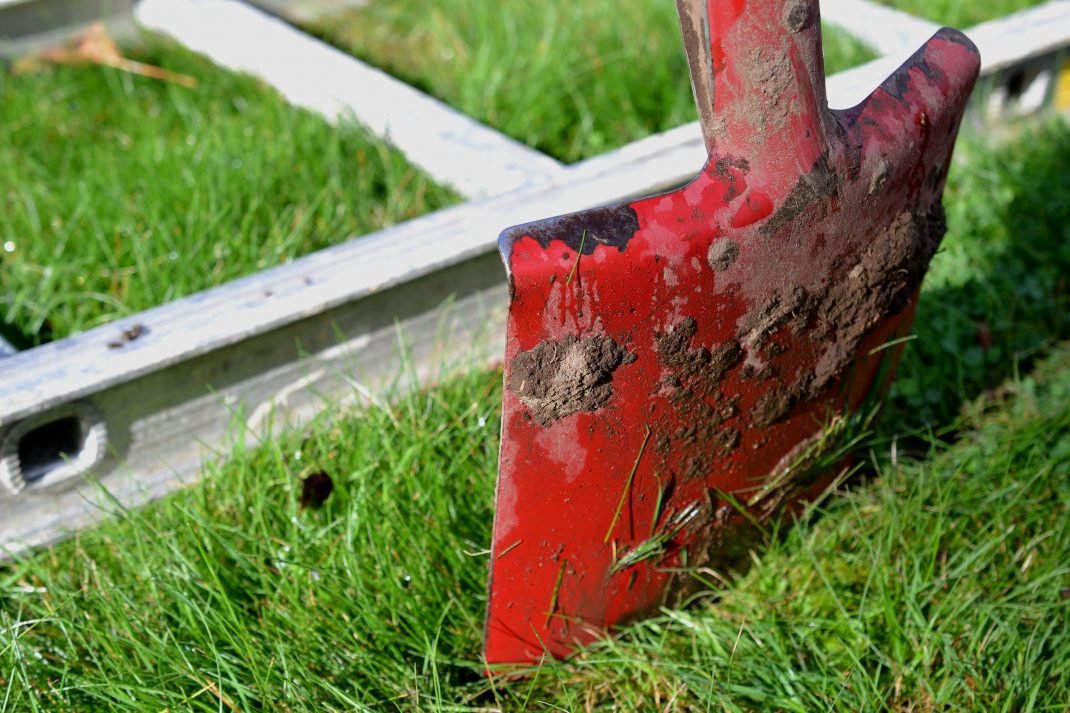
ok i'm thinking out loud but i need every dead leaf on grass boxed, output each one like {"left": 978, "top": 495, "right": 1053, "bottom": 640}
{"left": 13, "top": 22, "right": 197, "bottom": 88}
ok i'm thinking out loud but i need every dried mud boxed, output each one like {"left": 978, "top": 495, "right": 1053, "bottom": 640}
{"left": 751, "top": 389, "right": 794, "bottom": 427}
{"left": 508, "top": 334, "right": 636, "bottom": 426}
{"left": 657, "top": 318, "right": 743, "bottom": 384}
{"left": 803, "top": 205, "right": 945, "bottom": 398}
{"left": 657, "top": 318, "right": 706, "bottom": 379}
{"left": 655, "top": 318, "right": 744, "bottom": 477}
{"left": 760, "top": 153, "right": 841, "bottom": 237}
{"left": 643, "top": 203, "right": 946, "bottom": 602}
{"left": 739, "top": 285, "right": 811, "bottom": 350}
{"left": 743, "top": 203, "right": 946, "bottom": 424}
{"left": 735, "top": 45, "right": 794, "bottom": 137}
{"left": 707, "top": 238, "right": 740, "bottom": 272}
{"left": 626, "top": 203, "right": 943, "bottom": 472}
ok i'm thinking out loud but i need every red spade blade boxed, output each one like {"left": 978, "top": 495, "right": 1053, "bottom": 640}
{"left": 485, "top": 0, "right": 980, "bottom": 666}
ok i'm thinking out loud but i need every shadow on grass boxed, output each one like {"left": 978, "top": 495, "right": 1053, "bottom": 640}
{"left": 884, "top": 118, "right": 1070, "bottom": 437}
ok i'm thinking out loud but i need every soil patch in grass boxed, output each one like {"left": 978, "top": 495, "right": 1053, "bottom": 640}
{"left": 307, "top": 0, "right": 876, "bottom": 163}
{"left": 0, "top": 36, "right": 454, "bottom": 343}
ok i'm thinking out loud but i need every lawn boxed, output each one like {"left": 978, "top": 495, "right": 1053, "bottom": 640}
{"left": 889, "top": 119, "right": 1070, "bottom": 430}
{"left": 2, "top": 116, "right": 1069, "bottom": 710}
{"left": 0, "top": 36, "right": 453, "bottom": 344}
{"left": 881, "top": 0, "right": 1048, "bottom": 28}
{"left": 306, "top": 0, "right": 876, "bottom": 163}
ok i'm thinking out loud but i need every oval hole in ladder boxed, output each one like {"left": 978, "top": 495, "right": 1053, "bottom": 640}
{"left": 0, "top": 402, "right": 108, "bottom": 494}
{"left": 18, "top": 417, "right": 85, "bottom": 484}
{"left": 1006, "top": 69, "right": 1025, "bottom": 99}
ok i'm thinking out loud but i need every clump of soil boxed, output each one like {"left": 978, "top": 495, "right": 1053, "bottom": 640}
{"left": 786, "top": 1, "right": 817, "bottom": 32}
{"left": 710, "top": 340, "right": 744, "bottom": 381}
{"left": 751, "top": 389, "right": 793, "bottom": 427}
{"left": 739, "top": 285, "right": 810, "bottom": 350}
{"left": 707, "top": 238, "right": 740, "bottom": 272}
{"left": 657, "top": 317, "right": 743, "bottom": 383}
{"left": 802, "top": 205, "right": 945, "bottom": 399}
{"left": 508, "top": 334, "right": 635, "bottom": 426}
{"left": 657, "top": 318, "right": 706, "bottom": 378}
{"left": 742, "top": 203, "right": 946, "bottom": 426}
{"left": 655, "top": 318, "right": 744, "bottom": 477}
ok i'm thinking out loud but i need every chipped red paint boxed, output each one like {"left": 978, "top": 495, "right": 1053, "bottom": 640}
{"left": 486, "top": 0, "right": 979, "bottom": 667}
{"left": 731, "top": 190, "right": 774, "bottom": 228}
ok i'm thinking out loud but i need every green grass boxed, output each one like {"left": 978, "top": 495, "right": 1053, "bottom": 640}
{"left": 0, "top": 37, "right": 454, "bottom": 343}
{"left": 3, "top": 118, "right": 1070, "bottom": 711}
{"left": 881, "top": 0, "right": 1047, "bottom": 27}
{"left": 307, "top": 1, "right": 876, "bottom": 163}
{"left": 1, "top": 349, "right": 1067, "bottom": 710}
{"left": 888, "top": 119, "right": 1070, "bottom": 430}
